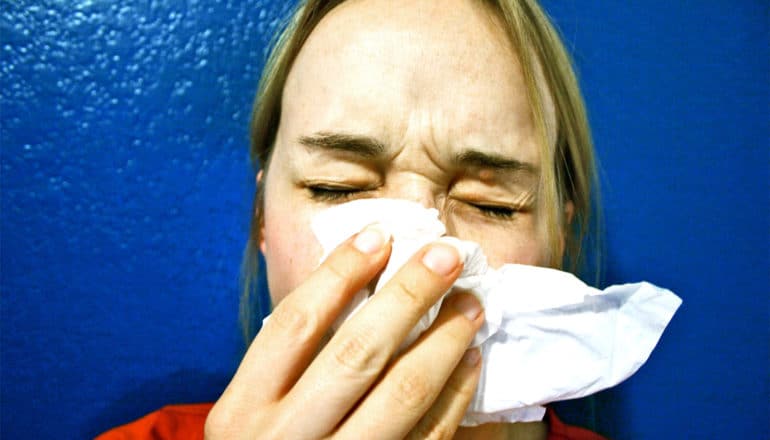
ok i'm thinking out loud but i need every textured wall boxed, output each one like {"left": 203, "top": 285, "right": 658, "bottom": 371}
{"left": 1, "top": 1, "right": 286, "bottom": 438}
{"left": 2, "top": 1, "right": 768, "bottom": 439}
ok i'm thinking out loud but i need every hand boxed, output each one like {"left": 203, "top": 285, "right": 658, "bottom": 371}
{"left": 205, "top": 224, "right": 485, "bottom": 439}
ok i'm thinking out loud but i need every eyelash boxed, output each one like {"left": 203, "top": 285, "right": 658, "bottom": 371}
{"left": 468, "top": 203, "right": 518, "bottom": 220}
{"left": 307, "top": 185, "right": 365, "bottom": 202}
{"left": 308, "top": 185, "right": 522, "bottom": 220}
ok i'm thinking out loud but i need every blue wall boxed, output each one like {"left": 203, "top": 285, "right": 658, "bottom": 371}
{"left": 2, "top": 1, "right": 767, "bottom": 438}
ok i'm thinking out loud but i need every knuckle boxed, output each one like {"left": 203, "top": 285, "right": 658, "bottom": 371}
{"left": 390, "top": 368, "right": 433, "bottom": 412}
{"left": 444, "top": 362, "right": 480, "bottom": 403}
{"left": 269, "top": 301, "right": 317, "bottom": 343}
{"left": 442, "top": 322, "right": 475, "bottom": 349}
{"left": 393, "top": 277, "right": 430, "bottom": 311}
{"left": 332, "top": 327, "right": 385, "bottom": 374}
{"left": 446, "top": 373, "right": 477, "bottom": 403}
{"left": 434, "top": 306, "right": 479, "bottom": 345}
{"left": 409, "top": 414, "right": 452, "bottom": 440}
{"left": 320, "top": 258, "right": 355, "bottom": 291}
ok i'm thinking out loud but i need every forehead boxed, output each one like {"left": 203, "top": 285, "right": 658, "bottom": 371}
{"left": 281, "top": 0, "right": 539, "bottom": 164}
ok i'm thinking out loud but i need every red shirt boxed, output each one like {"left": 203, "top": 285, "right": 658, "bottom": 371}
{"left": 96, "top": 404, "right": 607, "bottom": 439}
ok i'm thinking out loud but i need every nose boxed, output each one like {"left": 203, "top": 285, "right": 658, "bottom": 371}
{"left": 384, "top": 174, "right": 442, "bottom": 211}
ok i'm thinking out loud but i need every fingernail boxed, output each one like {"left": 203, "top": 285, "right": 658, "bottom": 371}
{"left": 453, "top": 294, "right": 482, "bottom": 321}
{"left": 462, "top": 348, "right": 481, "bottom": 366}
{"left": 421, "top": 244, "right": 459, "bottom": 276}
{"left": 353, "top": 224, "right": 390, "bottom": 254}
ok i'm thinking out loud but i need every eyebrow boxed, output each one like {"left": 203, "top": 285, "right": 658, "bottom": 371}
{"left": 298, "top": 131, "right": 537, "bottom": 175}
{"left": 298, "top": 132, "right": 386, "bottom": 158}
{"left": 454, "top": 149, "right": 538, "bottom": 175}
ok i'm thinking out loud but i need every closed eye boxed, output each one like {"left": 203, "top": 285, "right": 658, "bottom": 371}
{"left": 469, "top": 203, "right": 517, "bottom": 219}
{"left": 307, "top": 185, "right": 365, "bottom": 202}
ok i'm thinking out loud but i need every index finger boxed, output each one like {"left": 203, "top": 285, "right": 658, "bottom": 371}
{"left": 277, "top": 242, "right": 463, "bottom": 437}
{"left": 222, "top": 224, "right": 392, "bottom": 405}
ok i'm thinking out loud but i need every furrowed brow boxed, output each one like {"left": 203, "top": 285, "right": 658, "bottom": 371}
{"left": 455, "top": 149, "right": 538, "bottom": 175}
{"left": 298, "top": 132, "right": 386, "bottom": 158}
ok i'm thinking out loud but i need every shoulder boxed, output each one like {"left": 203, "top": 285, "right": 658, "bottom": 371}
{"left": 546, "top": 407, "right": 608, "bottom": 440}
{"left": 96, "top": 403, "right": 214, "bottom": 440}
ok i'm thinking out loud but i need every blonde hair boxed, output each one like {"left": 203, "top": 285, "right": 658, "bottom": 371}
{"left": 240, "top": 0, "right": 600, "bottom": 341}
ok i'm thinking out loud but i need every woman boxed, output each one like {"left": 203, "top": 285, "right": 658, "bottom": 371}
{"left": 100, "top": 0, "right": 604, "bottom": 438}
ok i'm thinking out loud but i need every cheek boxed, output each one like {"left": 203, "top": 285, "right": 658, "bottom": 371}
{"left": 263, "top": 209, "right": 323, "bottom": 306}
{"left": 445, "top": 215, "right": 546, "bottom": 268}
{"left": 482, "top": 232, "right": 545, "bottom": 268}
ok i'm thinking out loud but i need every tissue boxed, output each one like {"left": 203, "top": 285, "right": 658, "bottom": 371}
{"left": 307, "top": 198, "right": 682, "bottom": 425}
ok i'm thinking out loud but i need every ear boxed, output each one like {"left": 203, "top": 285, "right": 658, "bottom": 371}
{"left": 259, "top": 231, "right": 267, "bottom": 254}
{"left": 256, "top": 170, "right": 267, "bottom": 254}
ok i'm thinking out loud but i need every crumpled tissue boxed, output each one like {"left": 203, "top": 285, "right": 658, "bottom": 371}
{"left": 301, "top": 198, "right": 682, "bottom": 425}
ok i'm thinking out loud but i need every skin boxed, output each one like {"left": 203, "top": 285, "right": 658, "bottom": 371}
{"left": 207, "top": 0, "right": 560, "bottom": 438}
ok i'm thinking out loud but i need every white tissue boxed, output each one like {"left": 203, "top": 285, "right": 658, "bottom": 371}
{"left": 307, "top": 198, "right": 682, "bottom": 426}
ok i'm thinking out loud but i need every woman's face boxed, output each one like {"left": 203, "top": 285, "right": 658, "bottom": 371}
{"left": 261, "top": 0, "right": 558, "bottom": 305}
